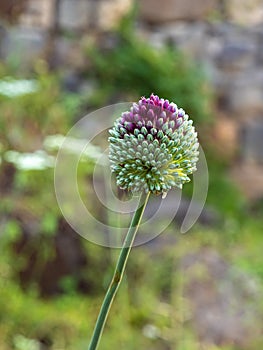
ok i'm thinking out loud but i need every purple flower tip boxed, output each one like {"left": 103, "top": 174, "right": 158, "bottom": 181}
{"left": 118, "top": 94, "right": 181, "bottom": 136}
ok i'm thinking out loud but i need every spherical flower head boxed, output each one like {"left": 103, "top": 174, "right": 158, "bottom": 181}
{"left": 109, "top": 94, "right": 199, "bottom": 196}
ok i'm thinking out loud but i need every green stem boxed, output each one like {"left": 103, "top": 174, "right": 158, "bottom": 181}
{"left": 88, "top": 192, "right": 150, "bottom": 350}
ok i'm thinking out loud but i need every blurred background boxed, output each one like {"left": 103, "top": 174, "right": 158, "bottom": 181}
{"left": 0, "top": 0, "right": 263, "bottom": 349}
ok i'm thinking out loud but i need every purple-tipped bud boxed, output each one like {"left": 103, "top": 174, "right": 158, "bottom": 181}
{"left": 109, "top": 94, "right": 199, "bottom": 195}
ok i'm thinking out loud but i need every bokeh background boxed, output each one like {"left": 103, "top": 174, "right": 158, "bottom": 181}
{"left": 0, "top": 0, "right": 263, "bottom": 349}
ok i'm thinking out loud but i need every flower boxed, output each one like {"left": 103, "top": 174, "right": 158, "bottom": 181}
{"left": 109, "top": 94, "right": 199, "bottom": 196}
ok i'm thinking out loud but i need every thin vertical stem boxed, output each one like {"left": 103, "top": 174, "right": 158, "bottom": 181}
{"left": 88, "top": 192, "right": 151, "bottom": 350}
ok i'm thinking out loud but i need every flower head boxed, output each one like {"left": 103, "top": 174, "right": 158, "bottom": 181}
{"left": 109, "top": 94, "right": 199, "bottom": 195}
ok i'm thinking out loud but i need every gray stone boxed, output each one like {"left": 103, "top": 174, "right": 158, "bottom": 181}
{"left": 139, "top": 0, "right": 218, "bottom": 23}
{"left": 226, "top": 0, "right": 263, "bottom": 26}
{"left": 58, "top": 0, "right": 132, "bottom": 31}
{"left": 97, "top": 0, "right": 132, "bottom": 31}
{"left": 2, "top": 26, "right": 46, "bottom": 67}
{"left": 208, "top": 22, "right": 257, "bottom": 48}
{"left": 256, "top": 28, "right": 263, "bottom": 64}
{"left": 203, "top": 35, "right": 224, "bottom": 58}
{"left": 207, "top": 22, "right": 258, "bottom": 71}
{"left": 51, "top": 37, "right": 85, "bottom": 69}
{"left": 258, "top": 45, "right": 263, "bottom": 64}
{"left": 144, "top": 195, "right": 219, "bottom": 227}
{"left": 62, "top": 72, "right": 96, "bottom": 97}
{"left": 216, "top": 43, "right": 256, "bottom": 71}
{"left": 182, "top": 248, "right": 262, "bottom": 348}
{"left": 19, "top": 0, "right": 54, "bottom": 29}
{"left": 0, "top": 0, "right": 27, "bottom": 24}
{"left": 230, "top": 163, "right": 263, "bottom": 200}
{"left": 0, "top": 25, "right": 7, "bottom": 59}
{"left": 58, "top": 0, "right": 92, "bottom": 30}
{"left": 146, "top": 22, "right": 209, "bottom": 61}
{"left": 211, "top": 115, "right": 239, "bottom": 160}
{"left": 241, "top": 120, "right": 263, "bottom": 163}
{"left": 143, "top": 30, "right": 167, "bottom": 49}
{"left": 144, "top": 241, "right": 263, "bottom": 347}
{"left": 62, "top": 71, "right": 82, "bottom": 93}
{"left": 228, "top": 71, "right": 263, "bottom": 115}
{"left": 207, "top": 21, "right": 239, "bottom": 38}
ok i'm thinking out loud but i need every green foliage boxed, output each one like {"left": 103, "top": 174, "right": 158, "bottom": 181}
{"left": 206, "top": 161, "right": 246, "bottom": 218}
{"left": 2, "top": 219, "right": 22, "bottom": 244}
{"left": 86, "top": 21, "right": 212, "bottom": 125}
{"left": 41, "top": 212, "right": 58, "bottom": 237}
{"left": 1, "top": 223, "right": 263, "bottom": 349}
{"left": 0, "top": 61, "right": 83, "bottom": 152}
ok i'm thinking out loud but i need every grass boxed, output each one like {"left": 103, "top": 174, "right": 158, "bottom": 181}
{"left": 1, "top": 219, "right": 263, "bottom": 350}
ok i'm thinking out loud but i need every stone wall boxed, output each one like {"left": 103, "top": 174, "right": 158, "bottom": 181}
{"left": 139, "top": 0, "right": 263, "bottom": 26}
{"left": 139, "top": 0, "right": 218, "bottom": 23}
{"left": 18, "top": 0, "right": 133, "bottom": 31}
{"left": 0, "top": 0, "right": 133, "bottom": 67}
{"left": 1, "top": 0, "right": 263, "bottom": 199}
{"left": 138, "top": 14, "right": 263, "bottom": 199}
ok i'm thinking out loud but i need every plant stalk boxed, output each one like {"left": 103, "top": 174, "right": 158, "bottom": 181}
{"left": 88, "top": 192, "right": 150, "bottom": 350}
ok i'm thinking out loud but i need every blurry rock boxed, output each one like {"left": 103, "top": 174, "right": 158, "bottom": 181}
{"left": 182, "top": 248, "right": 262, "bottom": 348}
{"left": 227, "top": 71, "right": 263, "bottom": 116}
{"left": 226, "top": 0, "right": 263, "bottom": 26}
{"left": 211, "top": 114, "right": 239, "bottom": 160}
{"left": 62, "top": 71, "right": 82, "bottom": 93}
{"left": 207, "top": 21, "right": 238, "bottom": 38}
{"left": 61, "top": 70, "right": 97, "bottom": 96}
{"left": 144, "top": 195, "right": 219, "bottom": 227}
{"left": 139, "top": 0, "right": 218, "bottom": 23}
{"left": 50, "top": 37, "right": 86, "bottom": 69}
{"left": 93, "top": 31, "right": 121, "bottom": 51}
{"left": 144, "top": 30, "right": 167, "bottom": 49}
{"left": 0, "top": 161, "right": 16, "bottom": 194}
{"left": 0, "top": 25, "right": 6, "bottom": 58}
{"left": 216, "top": 43, "right": 256, "bottom": 71}
{"left": 2, "top": 26, "right": 46, "bottom": 68}
{"left": 249, "top": 196, "right": 263, "bottom": 216}
{"left": 241, "top": 119, "right": 263, "bottom": 163}
{"left": 19, "top": 0, "right": 54, "bottom": 29}
{"left": 97, "top": 0, "right": 133, "bottom": 31}
{"left": 200, "top": 30, "right": 223, "bottom": 59}
{"left": 258, "top": 46, "right": 263, "bottom": 65}
{"left": 58, "top": 0, "right": 132, "bottom": 32}
{"left": 58, "top": 0, "right": 91, "bottom": 31}
{"left": 173, "top": 199, "right": 219, "bottom": 227}
{"left": 0, "top": 0, "right": 28, "bottom": 24}
{"left": 256, "top": 27, "right": 263, "bottom": 64}
{"left": 156, "top": 22, "right": 207, "bottom": 59}
{"left": 230, "top": 162, "right": 263, "bottom": 200}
